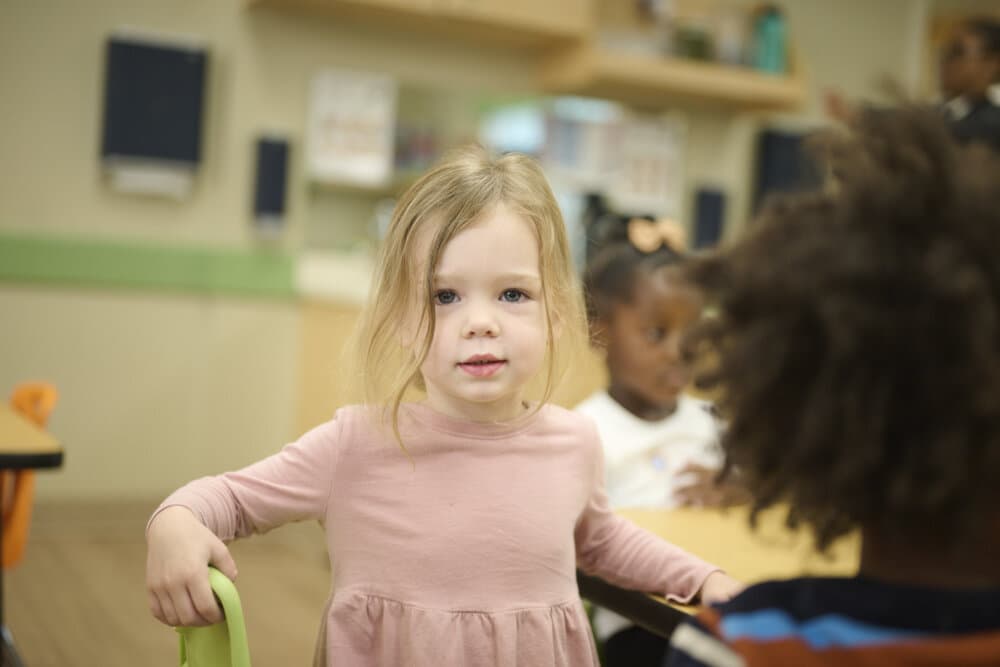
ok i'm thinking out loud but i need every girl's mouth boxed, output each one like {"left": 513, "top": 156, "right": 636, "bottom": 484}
{"left": 459, "top": 355, "right": 507, "bottom": 377}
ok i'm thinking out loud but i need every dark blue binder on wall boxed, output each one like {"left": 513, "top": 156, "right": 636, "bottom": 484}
{"left": 101, "top": 35, "right": 207, "bottom": 166}
{"left": 753, "top": 129, "right": 822, "bottom": 214}
{"left": 693, "top": 188, "right": 726, "bottom": 249}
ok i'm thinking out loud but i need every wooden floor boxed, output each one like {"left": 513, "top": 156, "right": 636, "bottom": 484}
{"left": 7, "top": 501, "right": 332, "bottom": 667}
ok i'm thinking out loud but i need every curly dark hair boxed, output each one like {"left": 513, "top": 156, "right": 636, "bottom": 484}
{"left": 684, "top": 107, "right": 1000, "bottom": 552}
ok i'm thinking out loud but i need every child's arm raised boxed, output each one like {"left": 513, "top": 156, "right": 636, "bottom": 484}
{"left": 145, "top": 414, "right": 345, "bottom": 627}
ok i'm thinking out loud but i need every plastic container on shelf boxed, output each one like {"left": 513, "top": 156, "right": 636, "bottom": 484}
{"left": 751, "top": 5, "right": 787, "bottom": 74}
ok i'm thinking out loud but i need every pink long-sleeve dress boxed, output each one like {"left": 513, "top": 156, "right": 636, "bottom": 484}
{"left": 152, "top": 403, "right": 718, "bottom": 666}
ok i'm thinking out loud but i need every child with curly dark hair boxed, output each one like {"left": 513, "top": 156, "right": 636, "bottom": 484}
{"left": 665, "top": 108, "right": 1000, "bottom": 666}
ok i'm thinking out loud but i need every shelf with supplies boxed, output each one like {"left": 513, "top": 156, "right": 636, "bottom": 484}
{"left": 244, "top": 0, "right": 592, "bottom": 49}
{"left": 538, "top": 45, "right": 806, "bottom": 112}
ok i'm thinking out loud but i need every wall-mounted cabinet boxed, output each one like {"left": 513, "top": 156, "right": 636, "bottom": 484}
{"left": 246, "top": 0, "right": 593, "bottom": 48}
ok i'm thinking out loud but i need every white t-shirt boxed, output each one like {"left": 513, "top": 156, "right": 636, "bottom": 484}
{"left": 575, "top": 391, "right": 723, "bottom": 510}
{"left": 574, "top": 391, "right": 723, "bottom": 639}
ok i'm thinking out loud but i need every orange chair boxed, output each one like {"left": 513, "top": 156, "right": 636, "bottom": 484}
{"left": 3, "top": 383, "right": 58, "bottom": 568}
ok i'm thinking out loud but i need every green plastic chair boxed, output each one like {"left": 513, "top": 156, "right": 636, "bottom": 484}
{"left": 177, "top": 567, "right": 251, "bottom": 667}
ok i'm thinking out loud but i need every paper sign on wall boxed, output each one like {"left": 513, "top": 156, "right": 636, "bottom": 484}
{"left": 610, "top": 115, "right": 684, "bottom": 216}
{"left": 306, "top": 68, "right": 397, "bottom": 187}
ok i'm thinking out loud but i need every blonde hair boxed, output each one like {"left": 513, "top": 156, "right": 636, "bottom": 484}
{"left": 353, "top": 145, "right": 587, "bottom": 444}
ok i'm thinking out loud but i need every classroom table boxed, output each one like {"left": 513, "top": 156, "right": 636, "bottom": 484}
{"left": 0, "top": 405, "right": 64, "bottom": 667}
{"left": 620, "top": 505, "right": 860, "bottom": 588}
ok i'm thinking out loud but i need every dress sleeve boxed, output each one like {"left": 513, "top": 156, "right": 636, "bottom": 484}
{"left": 147, "top": 411, "right": 346, "bottom": 541}
{"left": 574, "top": 419, "right": 721, "bottom": 603}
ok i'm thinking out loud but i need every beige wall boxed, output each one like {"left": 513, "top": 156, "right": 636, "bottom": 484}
{"left": 0, "top": 285, "right": 298, "bottom": 500}
{"left": 685, "top": 0, "right": 919, "bottom": 242}
{"left": 1, "top": 0, "right": 929, "bottom": 246}
{"left": 784, "top": 0, "right": 912, "bottom": 119}
{"left": 1, "top": 0, "right": 539, "bottom": 501}
{"left": 2, "top": 0, "right": 930, "bottom": 500}
{"left": 932, "top": 0, "right": 1000, "bottom": 15}
{"left": 1, "top": 0, "right": 537, "bottom": 248}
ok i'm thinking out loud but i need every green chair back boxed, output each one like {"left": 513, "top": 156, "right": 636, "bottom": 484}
{"left": 177, "top": 567, "right": 251, "bottom": 667}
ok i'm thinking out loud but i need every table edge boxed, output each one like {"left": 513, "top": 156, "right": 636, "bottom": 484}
{"left": 1, "top": 450, "right": 63, "bottom": 470}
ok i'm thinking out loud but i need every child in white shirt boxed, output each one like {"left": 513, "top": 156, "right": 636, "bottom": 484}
{"left": 576, "top": 216, "right": 744, "bottom": 666}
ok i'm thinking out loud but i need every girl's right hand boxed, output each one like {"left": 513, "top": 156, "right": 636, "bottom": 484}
{"left": 145, "top": 505, "right": 239, "bottom": 627}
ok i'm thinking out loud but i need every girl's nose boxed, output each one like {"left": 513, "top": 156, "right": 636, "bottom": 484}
{"left": 463, "top": 303, "right": 499, "bottom": 338}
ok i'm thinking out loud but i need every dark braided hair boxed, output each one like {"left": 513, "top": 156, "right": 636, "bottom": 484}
{"left": 684, "top": 107, "right": 1000, "bottom": 552}
{"left": 583, "top": 222, "right": 685, "bottom": 328}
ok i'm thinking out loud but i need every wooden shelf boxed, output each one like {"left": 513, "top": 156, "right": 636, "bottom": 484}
{"left": 539, "top": 45, "right": 806, "bottom": 112}
{"left": 309, "top": 169, "right": 422, "bottom": 198}
{"left": 246, "top": 0, "right": 591, "bottom": 49}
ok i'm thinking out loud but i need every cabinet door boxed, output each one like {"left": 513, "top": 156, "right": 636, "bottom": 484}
{"left": 433, "top": 0, "right": 592, "bottom": 39}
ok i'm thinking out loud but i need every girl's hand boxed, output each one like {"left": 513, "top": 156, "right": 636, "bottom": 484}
{"left": 145, "top": 506, "right": 238, "bottom": 627}
{"left": 698, "top": 571, "right": 743, "bottom": 606}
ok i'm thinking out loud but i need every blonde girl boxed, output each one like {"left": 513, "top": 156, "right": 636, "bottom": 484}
{"left": 145, "top": 146, "right": 740, "bottom": 667}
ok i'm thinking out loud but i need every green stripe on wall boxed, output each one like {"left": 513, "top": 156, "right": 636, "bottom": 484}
{"left": 0, "top": 234, "right": 295, "bottom": 299}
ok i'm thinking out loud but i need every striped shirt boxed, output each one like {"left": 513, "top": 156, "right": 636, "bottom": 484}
{"left": 666, "top": 577, "right": 1000, "bottom": 667}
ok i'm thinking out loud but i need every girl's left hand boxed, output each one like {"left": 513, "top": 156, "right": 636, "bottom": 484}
{"left": 698, "top": 571, "right": 744, "bottom": 606}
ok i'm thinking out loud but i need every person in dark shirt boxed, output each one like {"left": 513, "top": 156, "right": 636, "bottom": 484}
{"left": 826, "top": 16, "right": 1000, "bottom": 152}
{"left": 939, "top": 17, "right": 1000, "bottom": 151}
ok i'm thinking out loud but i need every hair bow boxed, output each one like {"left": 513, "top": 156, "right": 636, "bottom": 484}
{"left": 626, "top": 217, "right": 687, "bottom": 254}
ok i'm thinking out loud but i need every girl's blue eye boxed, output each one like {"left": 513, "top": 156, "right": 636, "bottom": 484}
{"left": 501, "top": 289, "right": 526, "bottom": 303}
{"left": 647, "top": 327, "right": 666, "bottom": 343}
{"left": 435, "top": 290, "right": 458, "bottom": 305}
